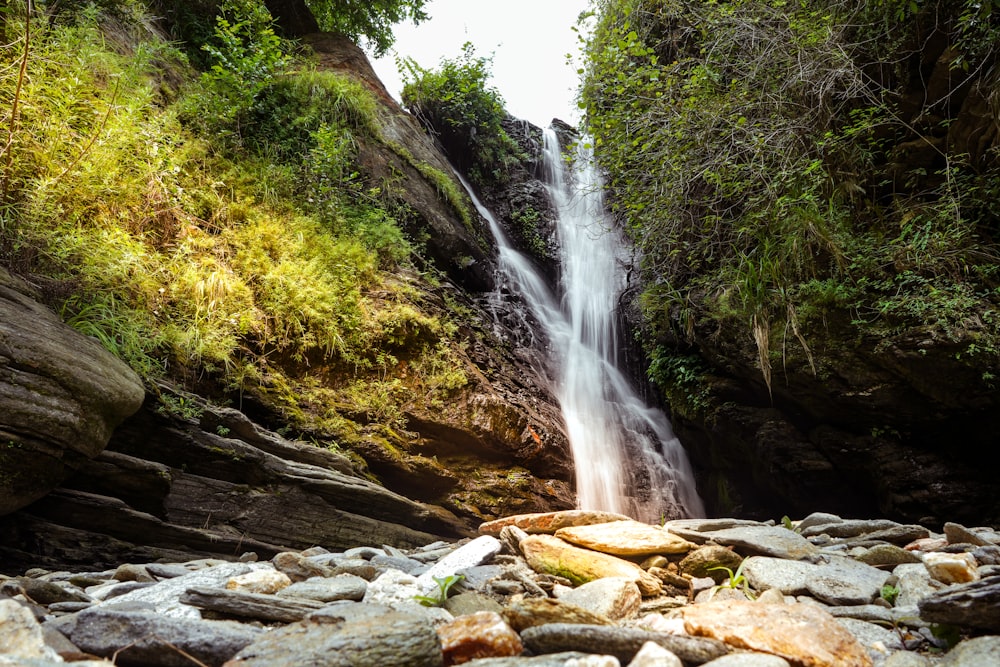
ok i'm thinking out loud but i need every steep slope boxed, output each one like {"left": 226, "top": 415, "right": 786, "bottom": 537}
{"left": 0, "top": 4, "right": 573, "bottom": 572}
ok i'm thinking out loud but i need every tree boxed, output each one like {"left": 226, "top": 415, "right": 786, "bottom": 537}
{"left": 262, "top": 0, "right": 428, "bottom": 55}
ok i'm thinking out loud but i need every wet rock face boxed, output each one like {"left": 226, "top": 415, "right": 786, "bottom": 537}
{"left": 671, "top": 312, "right": 1000, "bottom": 526}
{"left": 0, "top": 268, "right": 145, "bottom": 516}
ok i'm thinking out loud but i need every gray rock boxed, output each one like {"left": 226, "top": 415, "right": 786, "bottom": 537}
{"left": 273, "top": 551, "right": 335, "bottom": 581}
{"left": 938, "top": 635, "right": 1000, "bottom": 666}
{"left": 701, "top": 654, "right": 791, "bottom": 667}
{"left": 836, "top": 618, "right": 903, "bottom": 665}
{"left": 415, "top": 536, "right": 501, "bottom": 595}
{"left": 559, "top": 577, "right": 642, "bottom": 621}
{"left": 0, "top": 599, "right": 61, "bottom": 661}
{"left": 805, "top": 556, "right": 890, "bottom": 605}
{"left": 278, "top": 574, "right": 368, "bottom": 603}
{"left": 344, "top": 546, "right": 386, "bottom": 560}
{"left": 944, "top": 523, "right": 988, "bottom": 547}
{"left": 796, "top": 512, "right": 843, "bottom": 532}
{"left": 442, "top": 591, "right": 504, "bottom": 616}
{"left": 827, "top": 605, "right": 894, "bottom": 624}
{"left": 94, "top": 562, "right": 261, "bottom": 618}
{"left": 8, "top": 578, "right": 90, "bottom": 605}
{"left": 918, "top": 575, "right": 1000, "bottom": 631}
{"left": 688, "top": 526, "right": 818, "bottom": 560}
{"left": 855, "top": 544, "right": 923, "bottom": 568}
{"left": 145, "top": 564, "right": 191, "bottom": 579}
{"left": 60, "top": 607, "right": 262, "bottom": 667}
{"left": 972, "top": 545, "right": 1000, "bottom": 566}
{"left": 0, "top": 267, "right": 144, "bottom": 516}
{"left": 662, "top": 519, "right": 767, "bottom": 544}
{"left": 884, "top": 652, "right": 932, "bottom": 667}
{"left": 520, "top": 623, "right": 729, "bottom": 664}
{"left": 228, "top": 609, "right": 444, "bottom": 666}
{"left": 742, "top": 557, "right": 814, "bottom": 595}
{"left": 371, "top": 554, "right": 426, "bottom": 573}
{"left": 800, "top": 519, "right": 901, "bottom": 538}
{"left": 893, "top": 563, "right": 943, "bottom": 608}
{"left": 463, "top": 653, "right": 618, "bottom": 666}
{"left": 179, "top": 586, "right": 324, "bottom": 622}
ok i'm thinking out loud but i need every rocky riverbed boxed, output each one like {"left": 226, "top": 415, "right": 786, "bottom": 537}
{"left": 1, "top": 510, "right": 998, "bottom": 666}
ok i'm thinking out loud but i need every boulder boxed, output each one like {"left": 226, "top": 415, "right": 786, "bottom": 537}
{"left": 0, "top": 267, "right": 144, "bottom": 515}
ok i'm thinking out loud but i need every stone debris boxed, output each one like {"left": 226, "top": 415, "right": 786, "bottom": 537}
{"left": 0, "top": 510, "right": 998, "bottom": 666}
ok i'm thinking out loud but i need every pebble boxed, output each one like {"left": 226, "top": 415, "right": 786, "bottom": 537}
{"left": 1, "top": 510, "right": 998, "bottom": 667}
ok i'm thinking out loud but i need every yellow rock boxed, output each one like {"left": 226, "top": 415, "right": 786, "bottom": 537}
{"left": 679, "top": 600, "right": 873, "bottom": 667}
{"left": 520, "top": 534, "right": 662, "bottom": 596}
{"left": 226, "top": 569, "right": 292, "bottom": 594}
{"left": 479, "top": 510, "right": 631, "bottom": 536}
{"left": 555, "top": 520, "right": 696, "bottom": 556}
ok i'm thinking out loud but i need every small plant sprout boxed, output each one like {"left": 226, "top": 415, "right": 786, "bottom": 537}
{"left": 707, "top": 559, "right": 755, "bottom": 600}
{"left": 413, "top": 574, "right": 464, "bottom": 607}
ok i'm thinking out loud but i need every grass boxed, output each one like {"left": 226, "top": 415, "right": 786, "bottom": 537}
{"left": 0, "top": 1, "right": 471, "bottom": 450}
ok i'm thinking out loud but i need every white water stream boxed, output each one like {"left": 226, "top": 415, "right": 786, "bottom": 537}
{"left": 465, "top": 128, "right": 704, "bottom": 522}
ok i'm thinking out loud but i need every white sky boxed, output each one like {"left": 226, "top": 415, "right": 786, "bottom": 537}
{"left": 367, "top": 0, "right": 592, "bottom": 129}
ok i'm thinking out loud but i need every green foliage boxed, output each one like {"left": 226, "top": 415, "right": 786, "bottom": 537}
{"left": 707, "top": 560, "right": 755, "bottom": 600}
{"left": 413, "top": 574, "right": 464, "bottom": 607}
{"left": 646, "top": 347, "right": 711, "bottom": 417}
{"left": 880, "top": 583, "right": 900, "bottom": 605}
{"left": 304, "top": 0, "right": 429, "bottom": 57}
{"left": 400, "top": 43, "right": 527, "bottom": 187}
{"left": 0, "top": 0, "right": 472, "bottom": 443}
{"left": 178, "top": 0, "right": 290, "bottom": 148}
{"left": 580, "top": 0, "right": 1000, "bottom": 392}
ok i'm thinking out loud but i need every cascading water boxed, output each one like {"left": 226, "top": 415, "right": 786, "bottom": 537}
{"left": 464, "top": 127, "right": 704, "bottom": 522}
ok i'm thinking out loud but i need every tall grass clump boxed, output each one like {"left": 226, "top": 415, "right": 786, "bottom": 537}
{"left": 0, "top": 0, "right": 468, "bottom": 431}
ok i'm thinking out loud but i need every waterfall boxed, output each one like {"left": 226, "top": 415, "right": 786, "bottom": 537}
{"left": 464, "top": 127, "right": 705, "bottom": 522}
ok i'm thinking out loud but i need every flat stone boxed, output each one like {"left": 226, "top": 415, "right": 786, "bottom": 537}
{"left": 827, "top": 605, "right": 894, "bottom": 624}
{"left": 520, "top": 535, "right": 662, "bottom": 596}
{"left": 416, "top": 536, "right": 501, "bottom": 596}
{"left": 480, "top": 511, "right": 631, "bottom": 537}
{"left": 9, "top": 578, "right": 90, "bottom": 605}
{"left": 272, "top": 552, "right": 335, "bottom": 582}
{"left": 145, "top": 564, "right": 192, "bottom": 579}
{"left": 805, "top": 556, "right": 890, "bottom": 605}
{"left": 689, "top": 527, "right": 818, "bottom": 560}
{"left": 742, "top": 555, "right": 888, "bottom": 605}
{"left": 94, "top": 562, "right": 261, "bottom": 619}
{"left": 180, "top": 586, "right": 325, "bottom": 623}
{"left": 443, "top": 591, "right": 504, "bottom": 617}
{"left": 679, "top": 600, "right": 872, "bottom": 667}
{"left": 520, "top": 623, "right": 729, "bottom": 665}
{"left": 554, "top": 521, "right": 695, "bottom": 556}
{"left": 884, "top": 653, "right": 932, "bottom": 667}
{"left": 835, "top": 618, "right": 903, "bottom": 664}
{"left": 917, "top": 574, "right": 1000, "bottom": 631}
{"left": 854, "top": 545, "right": 922, "bottom": 568}
{"left": 938, "top": 635, "right": 1000, "bottom": 666}
{"left": 700, "top": 654, "right": 791, "bottom": 667}
{"left": 504, "top": 597, "right": 613, "bottom": 631}
{"left": 797, "top": 513, "right": 843, "bottom": 532}
{"left": 943, "top": 523, "right": 988, "bottom": 547}
{"left": 461, "top": 653, "right": 618, "bottom": 666}
{"left": 558, "top": 577, "right": 642, "bottom": 621}
{"left": 800, "top": 520, "right": 901, "bottom": 539}
{"left": 61, "top": 607, "right": 262, "bottom": 667}
{"left": 438, "top": 611, "right": 522, "bottom": 664}
{"left": 223, "top": 609, "right": 443, "bottom": 667}
{"left": 277, "top": 574, "right": 367, "bottom": 603}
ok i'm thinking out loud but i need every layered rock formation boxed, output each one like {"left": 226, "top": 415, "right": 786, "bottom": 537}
{"left": 0, "top": 267, "right": 144, "bottom": 515}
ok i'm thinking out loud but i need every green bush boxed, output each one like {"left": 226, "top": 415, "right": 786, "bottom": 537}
{"left": 400, "top": 42, "right": 526, "bottom": 187}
